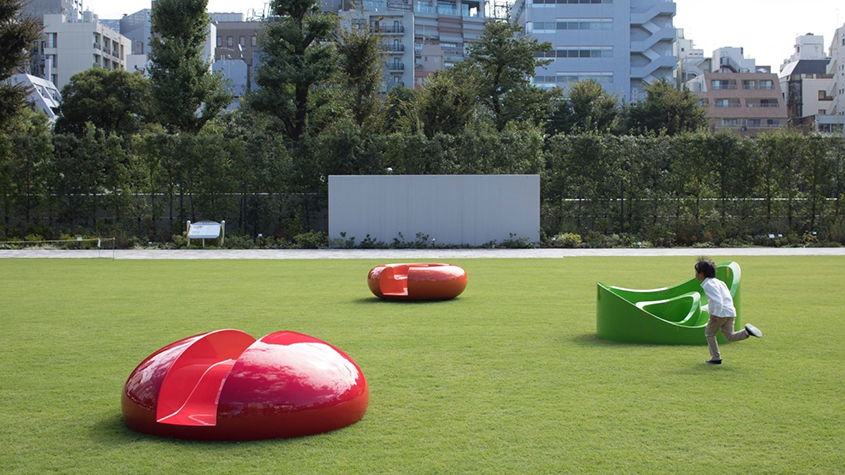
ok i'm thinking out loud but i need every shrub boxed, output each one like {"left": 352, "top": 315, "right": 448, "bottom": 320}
{"left": 552, "top": 232, "right": 582, "bottom": 248}
{"left": 293, "top": 231, "right": 328, "bottom": 249}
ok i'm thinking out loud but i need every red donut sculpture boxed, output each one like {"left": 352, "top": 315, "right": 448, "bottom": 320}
{"left": 368, "top": 263, "right": 467, "bottom": 301}
{"left": 122, "top": 330, "right": 369, "bottom": 440}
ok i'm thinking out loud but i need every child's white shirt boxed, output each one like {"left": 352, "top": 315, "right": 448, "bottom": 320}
{"left": 701, "top": 277, "right": 737, "bottom": 317}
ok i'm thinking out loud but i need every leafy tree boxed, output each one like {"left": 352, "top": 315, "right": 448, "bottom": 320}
{"left": 55, "top": 68, "right": 153, "bottom": 136}
{"left": 335, "top": 14, "right": 385, "bottom": 130}
{"left": 148, "top": 0, "right": 231, "bottom": 133}
{"left": 623, "top": 79, "right": 707, "bottom": 136}
{"left": 399, "top": 68, "right": 478, "bottom": 138}
{"left": 248, "top": 0, "right": 337, "bottom": 143}
{"left": 0, "top": 0, "right": 42, "bottom": 132}
{"left": 466, "top": 20, "right": 554, "bottom": 130}
{"left": 383, "top": 85, "right": 416, "bottom": 133}
{"left": 548, "top": 79, "right": 619, "bottom": 135}
{"left": 2, "top": 110, "right": 52, "bottom": 227}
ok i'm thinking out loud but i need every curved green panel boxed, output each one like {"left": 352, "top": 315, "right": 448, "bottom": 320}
{"left": 596, "top": 262, "right": 742, "bottom": 345}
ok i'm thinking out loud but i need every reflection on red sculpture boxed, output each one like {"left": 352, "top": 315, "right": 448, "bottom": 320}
{"left": 368, "top": 263, "right": 467, "bottom": 301}
{"left": 122, "top": 330, "right": 369, "bottom": 440}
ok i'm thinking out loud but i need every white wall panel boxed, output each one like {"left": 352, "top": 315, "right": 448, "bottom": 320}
{"left": 329, "top": 175, "right": 539, "bottom": 246}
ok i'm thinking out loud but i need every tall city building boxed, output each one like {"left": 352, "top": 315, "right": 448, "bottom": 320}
{"left": 510, "top": 0, "right": 676, "bottom": 102}
{"left": 41, "top": 12, "right": 130, "bottom": 89}
{"left": 779, "top": 34, "right": 832, "bottom": 131}
{"left": 23, "top": 0, "right": 82, "bottom": 21}
{"left": 212, "top": 13, "right": 263, "bottom": 92}
{"left": 816, "top": 24, "right": 845, "bottom": 134}
{"left": 674, "top": 28, "right": 708, "bottom": 87}
{"left": 325, "top": 0, "right": 486, "bottom": 90}
{"left": 686, "top": 45, "right": 788, "bottom": 138}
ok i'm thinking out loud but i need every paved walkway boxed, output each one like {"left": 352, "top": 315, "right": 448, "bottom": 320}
{"left": 2, "top": 247, "right": 844, "bottom": 259}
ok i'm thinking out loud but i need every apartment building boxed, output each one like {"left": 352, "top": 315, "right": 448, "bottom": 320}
{"left": 326, "top": 0, "right": 486, "bottom": 90}
{"left": 816, "top": 24, "right": 845, "bottom": 135}
{"left": 41, "top": 12, "right": 130, "bottom": 90}
{"left": 779, "top": 34, "right": 832, "bottom": 131}
{"left": 212, "top": 13, "right": 267, "bottom": 92}
{"left": 510, "top": 0, "right": 676, "bottom": 102}
{"left": 339, "top": 9, "right": 415, "bottom": 90}
{"left": 10, "top": 74, "right": 62, "bottom": 122}
{"left": 24, "top": 0, "right": 82, "bottom": 21}
{"left": 674, "top": 28, "right": 708, "bottom": 87}
{"left": 687, "top": 72, "right": 787, "bottom": 136}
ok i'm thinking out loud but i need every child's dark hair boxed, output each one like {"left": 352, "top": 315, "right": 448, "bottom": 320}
{"left": 695, "top": 257, "right": 716, "bottom": 278}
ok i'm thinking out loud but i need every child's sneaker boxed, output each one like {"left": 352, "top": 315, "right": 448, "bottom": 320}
{"left": 745, "top": 323, "right": 762, "bottom": 338}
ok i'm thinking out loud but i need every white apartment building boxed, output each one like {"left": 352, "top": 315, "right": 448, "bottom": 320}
{"left": 816, "top": 24, "right": 845, "bottom": 134}
{"left": 778, "top": 34, "right": 832, "bottom": 131}
{"left": 42, "top": 12, "right": 131, "bottom": 90}
{"left": 675, "top": 28, "right": 708, "bottom": 86}
{"left": 712, "top": 47, "right": 759, "bottom": 74}
{"left": 511, "top": 0, "right": 677, "bottom": 102}
{"left": 327, "top": 0, "right": 486, "bottom": 90}
{"left": 10, "top": 74, "right": 62, "bottom": 122}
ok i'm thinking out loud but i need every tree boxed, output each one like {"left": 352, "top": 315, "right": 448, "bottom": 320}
{"left": 55, "top": 68, "right": 153, "bottom": 136}
{"left": 248, "top": 0, "right": 337, "bottom": 143}
{"left": 548, "top": 79, "right": 619, "bottom": 135}
{"left": 148, "top": 0, "right": 231, "bottom": 133}
{"left": 0, "top": 0, "right": 42, "bottom": 132}
{"left": 624, "top": 79, "right": 707, "bottom": 136}
{"left": 398, "top": 68, "right": 478, "bottom": 138}
{"left": 335, "top": 14, "right": 385, "bottom": 130}
{"left": 466, "top": 20, "right": 553, "bottom": 130}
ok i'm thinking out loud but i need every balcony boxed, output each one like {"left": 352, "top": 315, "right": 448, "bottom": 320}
{"left": 386, "top": 62, "right": 405, "bottom": 71}
{"left": 382, "top": 43, "right": 405, "bottom": 52}
{"left": 377, "top": 25, "right": 405, "bottom": 34}
{"left": 746, "top": 102, "right": 780, "bottom": 108}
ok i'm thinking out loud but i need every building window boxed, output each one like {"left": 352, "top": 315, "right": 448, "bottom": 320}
{"left": 534, "top": 0, "right": 612, "bottom": 5}
{"left": 251, "top": 35, "right": 257, "bottom": 47}
{"left": 742, "top": 80, "right": 756, "bottom": 89}
{"left": 217, "top": 36, "right": 222, "bottom": 47}
{"left": 227, "top": 36, "right": 233, "bottom": 47}
{"left": 759, "top": 80, "right": 774, "bottom": 90}
{"left": 548, "top": 47, "right": 613, "bottom": 58}
{"left": 747, "top": 119, "right": 761, "bottom": 127}
{"left": 239, "top": 36, "right": 245, "bottom": 46}
{"left": 720, "top": 119, "right": 738, "bottom": 127}
{"left": 47, "top": 33, "right": 57, "bottom": 48}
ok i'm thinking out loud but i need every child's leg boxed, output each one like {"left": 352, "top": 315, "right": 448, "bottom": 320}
{"left": 720, "top": 317, "right": 749, "bottom": 342}
{"left": 705, "top": 315, "right": 722, "bottom": 360}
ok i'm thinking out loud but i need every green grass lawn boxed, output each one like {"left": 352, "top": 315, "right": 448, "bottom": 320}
{"left": 1, "top": 256, "right": 843, "bottom": 474}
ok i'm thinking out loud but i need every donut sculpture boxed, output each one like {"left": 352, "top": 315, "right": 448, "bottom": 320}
{"left": 368, "top": 263, "right": 467, "bottom": 301}
{"left": 122, "top": 330, "right": 369, "bottom": 440}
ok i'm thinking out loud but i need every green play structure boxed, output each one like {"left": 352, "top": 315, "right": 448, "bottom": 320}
{"left": 596, "top": 262, "right": 742, "bottom": 345}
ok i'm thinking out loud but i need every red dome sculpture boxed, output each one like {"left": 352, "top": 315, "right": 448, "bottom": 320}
{"left": 368, "top": 263, "right": 467, "bottom": 301}
{"left": 122, "top": 330, "right": 369, "bottom": 440}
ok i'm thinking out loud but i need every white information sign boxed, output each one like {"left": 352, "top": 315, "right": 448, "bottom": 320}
{"left": 188, "top": 221, "right": 222, "bottom": 239}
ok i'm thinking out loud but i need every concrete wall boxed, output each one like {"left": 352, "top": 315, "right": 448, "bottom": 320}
{"left": 328, "top": 175, "right": 539, "bottom": 246}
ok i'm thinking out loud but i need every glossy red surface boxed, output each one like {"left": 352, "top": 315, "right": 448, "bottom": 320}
{"left": 368, "top": 263, "right": 467, "bottom": 301}
{"left": 122, "top": 330, "right": 368, "bottom": 440}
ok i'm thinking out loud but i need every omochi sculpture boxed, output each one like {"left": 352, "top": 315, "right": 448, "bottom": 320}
{"left": 122, "top": 330, "right": 369, "bottom": 440}
{"left": 596, "top": 261, "right": 742, "bottom": 344}
{"left": 368, "top": 263, "right": 467, "bottom": 301}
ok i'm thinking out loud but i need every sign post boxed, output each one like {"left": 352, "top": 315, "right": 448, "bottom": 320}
{"left": 187, "top": 220, "right": 225, "bottom": 248}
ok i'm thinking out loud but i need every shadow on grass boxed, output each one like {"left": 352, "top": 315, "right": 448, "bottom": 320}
{"left": 569, "top": 333, "right": 645, "bottom": 347}
{"left": 350, "top": 297, "right": 464, "bottom": 306}
{"left": 88, "top": 413, "right": 293, "bottom": 446}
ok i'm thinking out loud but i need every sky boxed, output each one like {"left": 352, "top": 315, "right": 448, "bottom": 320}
{"left": 82, "top": 0, "right": 845, "bottom": 69}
